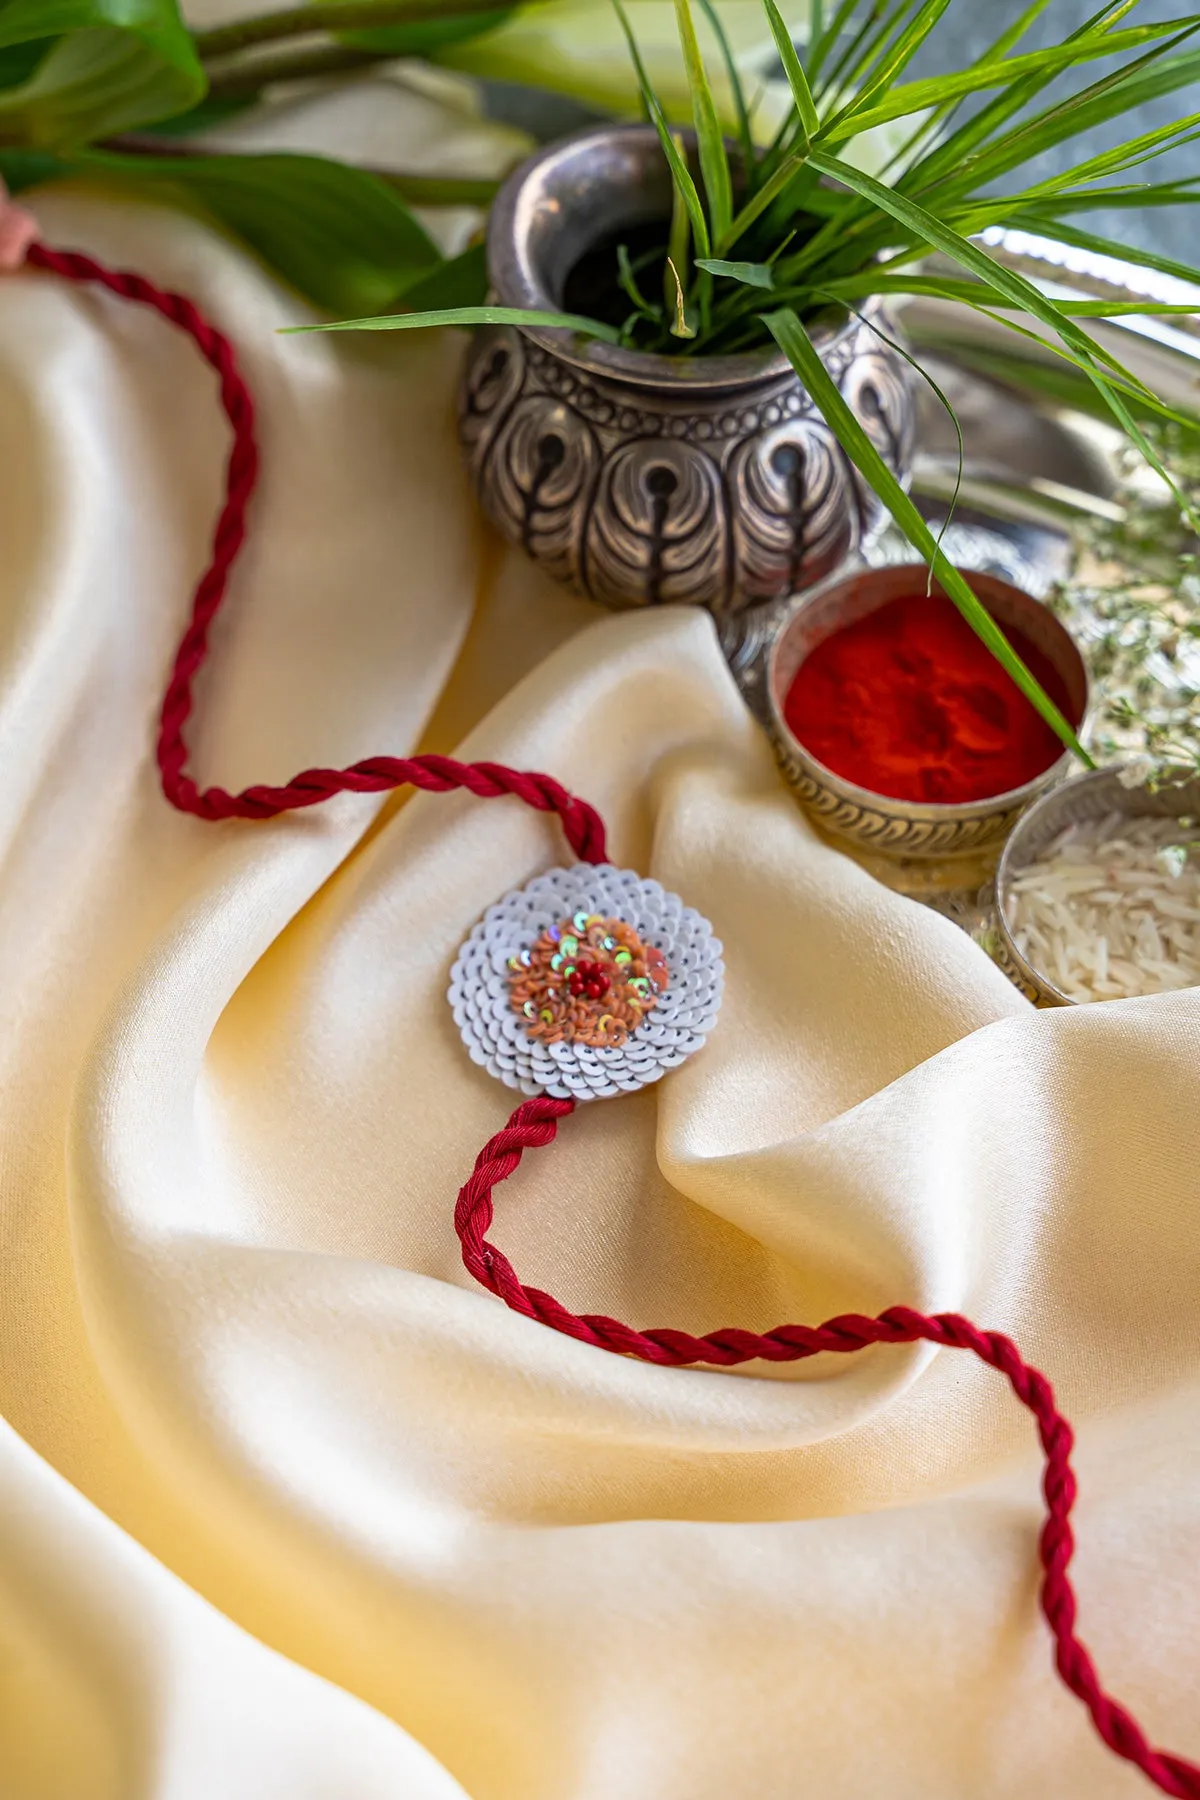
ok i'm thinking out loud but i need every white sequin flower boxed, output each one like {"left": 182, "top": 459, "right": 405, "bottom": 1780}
{"left": 449, "top": 864, "right": 724, "bottom": 1101}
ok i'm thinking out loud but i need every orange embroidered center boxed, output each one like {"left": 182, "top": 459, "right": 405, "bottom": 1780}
{"left": 508, "top": 914, "right": 668, "bottom": 1049}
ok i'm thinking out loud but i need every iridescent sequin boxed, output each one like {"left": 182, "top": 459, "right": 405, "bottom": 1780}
{"left": 508, "top": 913, "right": 669, "bottom": 1050}
{"left": 448, "top": 862, "right": 725, "bottom": 1103}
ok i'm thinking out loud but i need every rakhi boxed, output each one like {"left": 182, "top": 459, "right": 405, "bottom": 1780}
{"left": 7, "top": 186, "right": 1199, "bottom": 1800}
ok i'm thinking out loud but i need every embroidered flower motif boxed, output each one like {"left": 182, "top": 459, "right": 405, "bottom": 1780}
{"left": 450, "top": 864, "right": 724, "bottom": 1101}
{"left": 509, "top": 912, "right": 668, "bottom": 1050}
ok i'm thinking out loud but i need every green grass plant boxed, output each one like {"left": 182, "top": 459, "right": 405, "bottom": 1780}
{"left": 296, "top": 0, "right": 1200, "bottom": 758}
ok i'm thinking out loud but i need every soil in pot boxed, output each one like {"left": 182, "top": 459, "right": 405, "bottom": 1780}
{"left": 560, "top": 211, "right": 825, "bottom": 353}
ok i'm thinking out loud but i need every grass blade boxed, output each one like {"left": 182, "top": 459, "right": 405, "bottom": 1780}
{"left": 760, "top": 0, "right": 820, "bottom": 146}
{"left": 915, "top": 35, "right": 1200, "bottom": 203}
{"left": 718, "top": 150, "right": 811, "bottom": 254}
{"left": 807, "top": 0, "right": 864, "bottom": 87}
{"left": 695, "top": 0, "right": 755, "bottom": 183}
{"left": 903, "top": 0, "right": 1165, "bottom": 190}
{"left": 812, "top": 286, "right": 967, "bottom": 568}
{"left": 612, "top": 0, "right": 712, "bottom": 258}
{"left": 763, "top": 305, "right": 1092, "bottom": 762}
{"left": 875, "top": 276, "right": 1200, "bottom": 437}
{"left": 283, "top": 306, "right": 622, "bottom": 341}
{"left": 822, "top": 0, "right": 956, "bottom": 134}
{"left": 816, "top": 0, "right": 913, "bottom": 105}
{"left": 820, "top": 18, "right": 1200, "bottom": 143}
{"left": 1020, "top": 112, "right": 1200, "bottom": 192}
{"left": 1000, "top": 214, "right": 1200, "bottom": 292}
{"left": 1018, "top": 178, "right": 1200, "bottom": 212}
{"left": 921, "top": 335, "right": 1200, "bottom": 441}
{"left": 696, "top": 256, "right": 775, "bottom": 287}
{"left": 979, "top": 0, "right": 1058, "bottom": 59}
{"left": 824, "top": 272, "right": 1200, "bottom": 318}
{"left": 873, "top": 0, "right": 1055, "bottom": 183}
{"left": 807, "top": 148, "right": 1197, "bottom": 521}
{"left": 674, "top": 0, "right": 733, "bottom": 240}
{"left": 617, "top": 243, "right": 662, "bottom": 321}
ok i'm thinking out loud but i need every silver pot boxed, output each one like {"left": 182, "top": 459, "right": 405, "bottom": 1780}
{"left": 458, "top": 124, "right": 916, "bottom": 616}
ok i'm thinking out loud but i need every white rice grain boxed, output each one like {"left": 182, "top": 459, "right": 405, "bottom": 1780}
{"left": 1004, "top": 815, "right": 1200, "bottom": 1002}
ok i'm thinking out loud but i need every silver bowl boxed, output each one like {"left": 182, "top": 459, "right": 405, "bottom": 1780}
{"left": 766, "top": 562, "right": 1090, "bottom": 872}
{"left": 994, "top": 766, "right": 1200, "bottom": 1005}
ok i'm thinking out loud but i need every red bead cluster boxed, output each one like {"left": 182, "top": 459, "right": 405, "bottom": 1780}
{"left": 568, "top": 959, "right": 610, "bottom": 1000}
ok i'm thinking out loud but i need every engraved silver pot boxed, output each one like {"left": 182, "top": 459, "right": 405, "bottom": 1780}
{"left": 458, "top": 124, "right": 916, "bottom": 616}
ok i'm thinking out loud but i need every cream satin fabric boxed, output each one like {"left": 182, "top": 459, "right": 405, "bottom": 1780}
{"left": 3, "top": 66, "right": 1200, "bottom": 1800}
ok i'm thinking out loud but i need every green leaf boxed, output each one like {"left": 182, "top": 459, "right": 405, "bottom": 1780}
{"left": 907, "top": 293, "right": 1200, "bottom": 435}
{"left": 822, "top": 0, "right": 956, "bottom": 132}
{"left": 807, "top": 0, "right": 859, "bottom": 86}
{"left": 763, "top": 304, "right": 1092, "bottom": 764}
{"left": 133, "top": 92, "right": 259, "bottom": 137}
{"left": 807, "top": 146, "right": 1196, "bottom": 511}
{"left": 1010, "top": 34, "right": 1200, "bottom": 153}
{"left": 980, "top": 0, "right": 1056, "bottom": 60}
{"left": 335, "top": 7, "right": 516, "bottom": 54}
{"left": 1022, "top": 109, "right": 1200, "bottom": 193}
{"left": 760, "top": 0, "right": 819, "bottom": 146}
{"left": 695, "top": 255, "right": 774, "bottom": 287}
{"left": 392, "top": 240, "right": 487, "bottom": 311}
{"left": 1001, "top": 214, "right": 1200, "bottom": 292}
{"left": 920, "top": 336, "right": 1200, "bottom": 443}
{"left": 612, "top": 0, "right": 711, "bottom": 257}
{"left": 617, "top": 240, "right": 662, "bottom": 318}
{"left": 284, "top": 304, "right": 623, "bottom": 341}
{"left": 718, "top": 149, "right": 807, "bottom": 253}
{"left": 695, "top": 0, "right": 754, "bottom": 178}
{"left": 872, "top": 0, "right": 1057, "bottom": 188}
{"left": 441, "top": 0, "right": 798, "bottom": 132}
{"left": 674, "top": 0, "right": 733, "bottom": 239}
{"left": 81, "top": 149, "right": 442, "bottom": 314}
{"left": 0, "top": 144, "right": 67, "bottom": 190}
{"left": 826, "top": 272, "right": 1200, "bottom": 319}
{"left": 912, "top": 33, "right": 1200, "bottom": 202}
{"left": 0, "top": 1, "right": 205, "bottom": 148}
{"left": 1018, "top": 177, "right": 1200, "bottom": 214}
{"left": 815, "top": 0, "right": 910, "bottom": 104}
{"left": 0, "top": 36, "right": 53, "bottom": 89}
{"left": 818, "top": 286, "right": 966, "bottom": 567}
{"left": 818, "top": 17, "right": 1200, "bottom": 145}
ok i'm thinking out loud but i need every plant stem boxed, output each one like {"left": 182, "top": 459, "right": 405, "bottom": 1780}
{"left": 205, "top": 45, "right": 391, "bottom": 98}
{"left": 101, "top": 136, "right": 504, "bottom": 206}
{"left": 194, "top": 0, "right": 525, "bottom": 62}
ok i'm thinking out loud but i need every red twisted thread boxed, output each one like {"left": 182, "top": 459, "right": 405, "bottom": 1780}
{"left": 457, "top": 1097, "right": 1200, "bottom": 1799}
{"left": 23, "top": 242, "right": 606, "bottom": 864}
{"left": 20, "top": 233, "right": 1200, "bottom": 1795}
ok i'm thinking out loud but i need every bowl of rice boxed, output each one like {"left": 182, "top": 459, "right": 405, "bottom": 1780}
{"left": 995, "top": 767, "right": 1200, "bottom": 1005}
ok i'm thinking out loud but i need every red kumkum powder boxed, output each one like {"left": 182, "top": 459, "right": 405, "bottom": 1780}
{"left": 784, "top": 590, "right": 1075, "bottom": 806}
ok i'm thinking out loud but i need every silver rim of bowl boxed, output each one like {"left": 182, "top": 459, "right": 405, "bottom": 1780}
{"left": 765, "top": 561, "right": 1091, "bottom": 841}
{"left": 995, "top": 764, "right": 1200, "bottom": 1006}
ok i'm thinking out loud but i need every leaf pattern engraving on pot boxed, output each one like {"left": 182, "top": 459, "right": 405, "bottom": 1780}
{"left": 459, "top": 315, "right": 914, "bottom": 616}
